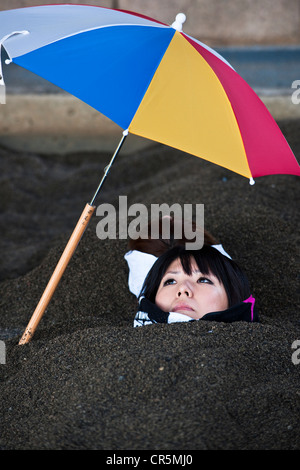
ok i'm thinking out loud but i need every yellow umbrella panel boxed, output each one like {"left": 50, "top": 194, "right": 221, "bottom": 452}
{"left": 129, "top": 31, "right": 252, "bottom": 179}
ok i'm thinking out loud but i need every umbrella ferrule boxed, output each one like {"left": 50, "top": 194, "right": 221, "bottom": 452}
{"left": 171, "top": 13, "right": 186, "bottom": 31}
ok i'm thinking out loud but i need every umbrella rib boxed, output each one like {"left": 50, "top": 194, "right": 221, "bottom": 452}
{"left": 90, "top": 129, "right": 128, "bottom": 206}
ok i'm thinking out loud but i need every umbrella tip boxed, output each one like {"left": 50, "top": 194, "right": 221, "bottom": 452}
{"left": 172, "top": 13, "right": 186, "bottom": 31}
{"left": 249, "top": 177, "right": 255, "bottom": 185}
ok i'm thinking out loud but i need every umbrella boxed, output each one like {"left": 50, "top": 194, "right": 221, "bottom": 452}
{"left": 0, "top": 5, "right": 299, "bottom": 345}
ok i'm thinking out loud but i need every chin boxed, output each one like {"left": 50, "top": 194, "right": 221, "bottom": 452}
{"left": 175, "top": 310, "right": 201, "bottom": 319}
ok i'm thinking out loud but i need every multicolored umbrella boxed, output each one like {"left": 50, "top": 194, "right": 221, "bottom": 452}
{"left": 0, "top": 5, "right": 299, "bottom": 344}
{"left": 1, "top": 4, "right": 299, "bottom": 181}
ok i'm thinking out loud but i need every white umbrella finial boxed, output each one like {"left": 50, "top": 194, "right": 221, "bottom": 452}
{"left": 172, "top": 13, "right": 186, "bottom": 31}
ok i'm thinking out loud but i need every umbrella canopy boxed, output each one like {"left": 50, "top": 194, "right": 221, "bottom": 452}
{"left": 1, "top": 4, "right": 299, "bottom": 180}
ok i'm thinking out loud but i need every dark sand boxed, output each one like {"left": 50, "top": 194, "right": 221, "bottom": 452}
{"left": 0, "top": 120, "right": 299, "bottom": 450}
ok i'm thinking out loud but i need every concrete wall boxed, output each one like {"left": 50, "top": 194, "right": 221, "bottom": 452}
{"left": 1, "top": 0, "right": 300, "bottom": 46}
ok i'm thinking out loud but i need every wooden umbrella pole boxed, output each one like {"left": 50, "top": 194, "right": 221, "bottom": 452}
{"left": 18, "top": 131, "right": 128, "bottom": 346}
{"left": 18, "top": 203, "right": 95, "bottom": 345}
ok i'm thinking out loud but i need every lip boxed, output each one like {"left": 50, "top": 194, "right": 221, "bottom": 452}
{"left": 172, "top": 303, "right": 194, "bottom": 312}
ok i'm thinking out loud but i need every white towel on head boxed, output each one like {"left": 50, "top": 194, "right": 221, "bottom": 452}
{"left": 211, "top": 244, "right": 232, "bottom": 259}
{"left": 124, "top": 250, "right": 157, "bottom": 298}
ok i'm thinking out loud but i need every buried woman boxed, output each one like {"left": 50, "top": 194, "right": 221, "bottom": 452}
{"left": 133, "top": 244, "right": 259, "bottom": 326}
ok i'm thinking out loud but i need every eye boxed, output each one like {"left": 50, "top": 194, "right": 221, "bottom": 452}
{"left": 197, "top": 277, "right": 213, "bottom": 284}
{"left": 163, "top": 278, "right": 176, "bottom": 286}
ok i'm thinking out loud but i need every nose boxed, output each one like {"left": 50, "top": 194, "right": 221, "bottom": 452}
{"left": 177, "top": 281, "right": 193, "bottom": 298}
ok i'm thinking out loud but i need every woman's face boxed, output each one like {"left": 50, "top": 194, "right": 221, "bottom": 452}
{"left": 155, "top": 257, "right": 228, "bottom": 319}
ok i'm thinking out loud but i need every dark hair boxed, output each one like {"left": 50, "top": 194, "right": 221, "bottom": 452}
{"left": 128, "top": 216, "right": 216, "bottom": 257}
{"left": 140, "top": 245, "right": 251, "bottom": 308}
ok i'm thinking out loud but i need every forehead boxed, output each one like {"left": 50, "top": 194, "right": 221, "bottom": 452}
{"left": 164, "top": 257, "right": 199, "bottom": 274}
